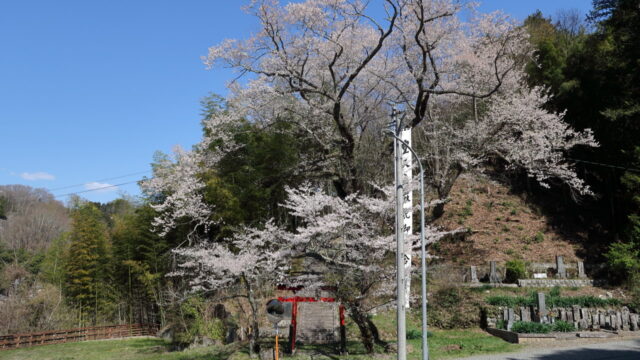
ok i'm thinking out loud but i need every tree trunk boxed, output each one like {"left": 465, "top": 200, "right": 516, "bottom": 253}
{"left": 348, "top": 303, "right": 387, "bottom": 353}
{"left": 431, "top": 202, "right": 446, "bottom": 220}
{"left": 243, "top": 274, "right": 261, "bottom": 358}
{"left": 348, "top": 304, "right": 374, "bottom": 353}
{"left": 366, "top": 315, "right": 389, "bottom": 350}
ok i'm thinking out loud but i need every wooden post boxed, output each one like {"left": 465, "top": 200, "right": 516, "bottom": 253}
{"left": 339, "top": 304, "right": 347, "bottom": 354}
{"left": 290, "top": 301, "right": 298, "bottom": 353}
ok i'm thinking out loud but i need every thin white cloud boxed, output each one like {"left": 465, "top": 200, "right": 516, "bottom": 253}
{"left": 84, "top": 182, "right": 118, "bottom": 193}
{"left": 20, "top": 172, "right": 56, "bottom": 181}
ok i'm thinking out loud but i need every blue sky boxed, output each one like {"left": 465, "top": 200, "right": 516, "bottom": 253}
{"left": 0, "top": 0, "right": 592, "bottom": 204}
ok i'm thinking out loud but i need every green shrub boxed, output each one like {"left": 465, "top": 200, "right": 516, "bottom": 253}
{"left": 406, "top": 330, "right": 432, "bottom": 339}
{"left": 459, "top": 200, "right": 474, "bottom": 218}
{"left": 511, "top": 321, "right": 551, "bottom": 334}
{"left": 533, "top": 232, "right": 545, "bottom": 243}
{"left": 548, "top": 295, "right": 621, "bottom": 307}
{"left": 470, "top": 284, "right": 493, "bottom": 292}
{"left": 605, "top": 242, "right": 640, "bottom": 280}
{"left": 505, "top": 260, "right": 527, "bottom": 283}
{"left": 175, "top": 296, "right": 227, "bottom": 345}
{"left": 429, "top": 286, "right": 480, "bottom": 329}
{"left": 552, "top": 321, "right": 575, "bottom": 332}
{"left": 485, "top": 295, "right": 533, "bottom": 307}
{"left": 549, "top": 286, "right": 561, "bottom": 297}
{"left": 486, "top": 290, "right": 621, "bottom": 308}
{"left": 627, "top": 271, "right": 640, "bottom": 312}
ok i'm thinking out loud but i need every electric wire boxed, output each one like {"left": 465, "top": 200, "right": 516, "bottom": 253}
{"left": 46, "top": 158, "right": 640, "bottom": 199}
{"left": 568, "top": 158, "right": 640, "bottom": 174}
{"left": 47, "top": 170, "right": 151, "bottom": 192}
{"left": 53, "top": 178, "right": 151, "bottom": 198}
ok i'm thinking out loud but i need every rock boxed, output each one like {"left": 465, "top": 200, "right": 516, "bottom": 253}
{"left": 578, "top": 332, "right": 614, "bottom": 338}
{"left": 157, "top": 324, "right": 175, "bottom": 342}
{"left": 441, "top": 344, "right": 462, "bottom": 352}
{"left": 189, "top": 336, "right": 222, "bottom": 349}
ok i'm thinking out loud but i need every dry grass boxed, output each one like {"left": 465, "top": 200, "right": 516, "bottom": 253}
{"left": 433, "top": 175, "right": 585, "bottom": 265}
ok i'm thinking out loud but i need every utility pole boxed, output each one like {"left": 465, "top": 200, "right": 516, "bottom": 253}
{"left": 387, "top": 108, "right": 430, "bottom": 360}
{"left": 393, "top": 108, "right": 407, "bottom": 360}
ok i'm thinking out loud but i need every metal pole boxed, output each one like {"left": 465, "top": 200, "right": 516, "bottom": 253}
{"left": 275, "top": 325, "right": 279, "bottom": 360}
{"left": 393, "top": 111, "right": 407, "bottom": 360}
{"left": 385, "top": 130, "right": 429, "bottom": 360}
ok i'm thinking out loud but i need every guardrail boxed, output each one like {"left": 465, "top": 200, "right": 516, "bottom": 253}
{"left": 0, "top": 323, "right": 158, "bottom": 350}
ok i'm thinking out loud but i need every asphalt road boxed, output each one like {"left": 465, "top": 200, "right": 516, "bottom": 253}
{"left": 459, "top": 339, "right": 640, "bottom": 360}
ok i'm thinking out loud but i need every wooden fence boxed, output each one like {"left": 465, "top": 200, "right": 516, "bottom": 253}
{"left": 0, "top": 324, "right": 159, "bottom": 350}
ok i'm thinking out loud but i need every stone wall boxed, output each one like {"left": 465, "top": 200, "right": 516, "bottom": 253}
{"left": 492, "top": 305, "right": 640, "bottom": 331}
{"left": 517, "top": 279, "right": 594, "bottom": 287}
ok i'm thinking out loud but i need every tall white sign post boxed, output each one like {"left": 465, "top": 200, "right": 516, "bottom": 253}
{"left": 401, "top": 127, "right": 412, "bottom": 309}
{"left": 386, "top": 113, "right": 429, "bottom": 360}
{"left": 392, "top": 111, "right": 407, "bottom": 360}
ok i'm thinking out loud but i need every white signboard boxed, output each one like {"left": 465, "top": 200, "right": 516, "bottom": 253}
{"left": 401, "top": 127, "right": 412, "bottom": 308}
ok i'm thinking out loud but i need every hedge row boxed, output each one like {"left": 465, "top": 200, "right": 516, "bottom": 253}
{"left": 486, "top": 293, "right": 621, "bottom": 308}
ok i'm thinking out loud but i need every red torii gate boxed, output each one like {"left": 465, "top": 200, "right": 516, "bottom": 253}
{"left": 276, "top": 287, "right": 347, "bottom": 354}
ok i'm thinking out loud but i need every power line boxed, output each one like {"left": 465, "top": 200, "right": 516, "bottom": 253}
{"left": 47, "top": 170, "right": 151, "bottom": 192}
{"left": 568, "top": 158, "right": 640, "bottom": 174}
{"left": 53, "top": 179, "right": 149, "bottom": 198}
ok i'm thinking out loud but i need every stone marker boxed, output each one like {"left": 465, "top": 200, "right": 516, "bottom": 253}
{"left": 470, "top": 266, "right": 479, "bottom": 283}
{"left": 533, "top": 273, "right": 547, "bottom": 279}
{"left": 616, "top": 311, "right": 623, "bottom": 330}
{"left": 521, "top": 307, "right": 531, "bottom": 322}
{"left": 537, "top": 292, "right": 547, "bottom": 323}
{"left": 556, "top": 256, "right": 567, "bottom": 278}
{"left": 489, "top": 261, "right": 501, "bottom": 283}
{"left": 600, "top": 313, "right": 606, "bottom": 328}
{"left": 560, "top": 309, "right": 567, "bottom": 322}
{"left": 580, "top": 309, "right": 589, "bottom": 324}
{"left": 579, "top": 318, "right": 588, "bottom": 330}
{"left": 631, "top": 314, "right": 639, "bottom": 331}
{"left": 622, "top": 307, "right": 630, "bottom": 330}
{"left": 567, "top": 309, "right": 574, "bottom": 322}
{"left": 507, "top": 308, "right": 515, "bottom": 331}
{"left": 578, "top": 261, "right": 586, "bottom": 278}
{"left": 573, "top": 306, "right": 581, "bottom": 322}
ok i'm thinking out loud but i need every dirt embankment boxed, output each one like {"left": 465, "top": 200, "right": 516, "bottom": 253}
{"left": 432, "top": 175, "right": 585, "bottom": 265}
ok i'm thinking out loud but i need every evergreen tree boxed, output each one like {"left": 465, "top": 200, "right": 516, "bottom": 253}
{"left": 523, "top": 1, "right": 640, "bottom": 244}
{"left": 111, "top": 204, "right": 175, "bottom": 324}
{"left": 64, "top": 203, "right": 113, "bottom": 325}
